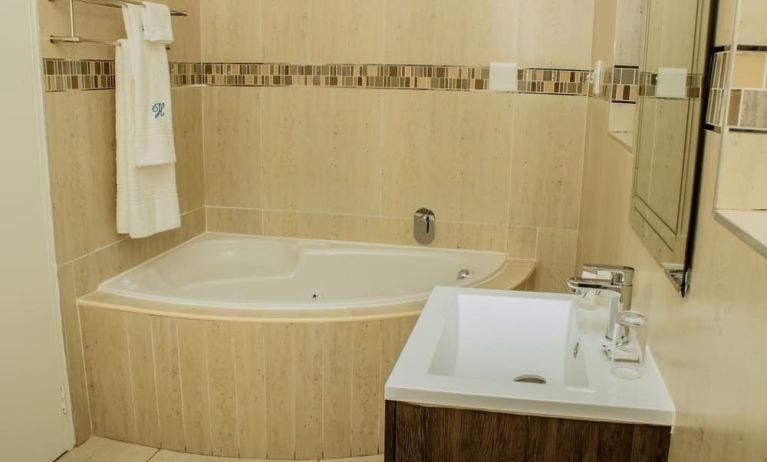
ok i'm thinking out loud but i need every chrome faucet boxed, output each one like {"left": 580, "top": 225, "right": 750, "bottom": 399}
{"left": 567, "top": 264, "right": 634, "bottom": 344}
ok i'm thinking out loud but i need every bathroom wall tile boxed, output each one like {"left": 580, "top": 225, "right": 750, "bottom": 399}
{"left": 294, "top": 324, "right": 324, "bottom": 459}
{"left": 261, "top": 87, "right": 382, "bottom": 216}
{"left": 506, "top": 226, "right": 538, "bottom": 259}
{"left": 124, "top": 313, "right": 161, "bottom": 448}
{"left": 37, "top": 0, "right": 122, "bottom": 60}
{"left": 590, "top": 0, "right": 617, "bottom": 66}
{"left": 233, "top": 323, "right": 268, "bottom": 459}
{"left": 716, "top": 132, "right": 767, "bottom": 211}
{"left": 351, "top": 322, "right": 382, "bottom": 456}
{"left": 206, "top": 322, "right": 239, "bottom": 457}
{"left": 322, "top": 323, "right": 353, "bottom": 458}
{"left": 56, "top": 263, "right": 91, "bottom": 444}
{"left": 517, "top": 0, "right": 595, "bottom": 69}
{"left": 206, "top": 207, "right": 264, "bottom": 235}
{"left": 262, "top": 210, "right": 378, "bottom": 243}
{"left": 150, "top": 316, "right": 186, "bottom": 452}
{"left": 509, "top": 94, "right": 587, "bottom": 229}
{"left": 381, "top": 91, "right": 514, "bottom": 225}
{"left": 203, "top": 87, "right": 261, "bottom": 209}
{"left": 79, "top": 306, "right": 136, "bottom": 442}
{"left": 715, "top": 0, "right": 737, "bottom": 46}
{"left": 732, "top": 52, "right": 767, "bottom": 89}
{"left": 263, "top": 324, "right": 296, "bottom": 459}
{"left": 173, "top": 86, "right": 205, "bottom": 213}
{"left": 739, "top": 0, "right": 767, "bottom": 46}
{"left": 261, "top": 0, "right": 386, "bottom": 63}
{"left": 378, "top": 316, "right": 417, "bottom": 451}
{"left": 534, "top": 228, "right": 579, "bottom": 293}
{"left": 162, "top": 0, "right": 202, "bottom": 63}
{"left": 201, "top": 0, "right": 260, "bottom": 62}
{"left": 384, "top": 0, "right": 517, "bottom": 66}
{"left": 177, "top": 319, "right": 212, "bottom": 455}
{"left": 45, "top": 90, "right": 120, "bottom": 264}
{"left": 72, "top": 208, "right": 205, "bottom": 296}
{"left": 375, "top": 218, "right": 508, "bottom": 252}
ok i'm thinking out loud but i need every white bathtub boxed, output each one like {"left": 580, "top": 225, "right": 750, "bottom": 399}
{"left": 99, "top": 233, "right": 507, "bottom": 309}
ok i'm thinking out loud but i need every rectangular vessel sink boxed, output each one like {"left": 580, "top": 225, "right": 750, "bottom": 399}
{"left": 386, "top": 287, "right": 675, "bottom": 426}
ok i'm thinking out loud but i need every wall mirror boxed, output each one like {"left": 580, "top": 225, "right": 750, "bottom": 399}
{"left": 630, "top": 0, "right": 715, "bottom": 296}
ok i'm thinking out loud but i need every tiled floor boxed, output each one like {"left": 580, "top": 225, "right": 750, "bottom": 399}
{"left": 57, "top": 437, "right": 384, "bottom": 462}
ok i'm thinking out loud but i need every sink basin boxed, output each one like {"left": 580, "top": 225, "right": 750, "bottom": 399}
{"left": 385, "top": 287, "right": 675, "bottom": 426}
{"left": 429, "top": 293, "right": 588, "bottom": 388}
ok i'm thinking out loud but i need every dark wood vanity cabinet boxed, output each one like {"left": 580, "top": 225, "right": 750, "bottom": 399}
{"left": 385, "top": 401, "right": 671, "bottom": 462}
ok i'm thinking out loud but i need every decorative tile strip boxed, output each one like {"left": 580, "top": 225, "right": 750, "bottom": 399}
{"left": 204, "top": 63, "right": 491, "bottom": 91}
{"left": 42, "top": 58, "right": 593, "bottom": 96}
{"left": 638, "top": 71, "right": 704, "bottom": 99}
{"left": 43, "top": 58, "right": 203, "bottom": 92}
{"left": 705, "top": 51, "right": 729, "bottom": 128}
{"left": 43, "top": 58, "right": 115, "bottom": 92}
{"left": 516, "top": 68, "right": 590, "bottom": 96}
{"left": 706, "top": 50, "right": 767, "bottom": 132}
{"left": 728, "top": 89, "right": 767, "bottom": 131}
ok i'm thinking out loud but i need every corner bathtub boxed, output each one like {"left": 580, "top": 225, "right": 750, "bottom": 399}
{"left": 77, "top": 233, "right": 536, "bottom": 460}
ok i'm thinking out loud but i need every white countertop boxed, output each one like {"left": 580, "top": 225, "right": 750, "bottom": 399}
{"left": 384, "top": 286, "right": 675, "bottom": 426}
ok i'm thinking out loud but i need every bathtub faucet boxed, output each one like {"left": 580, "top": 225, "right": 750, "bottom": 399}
{"left": 566, "top": 264, "right": 634, "bottom": 345}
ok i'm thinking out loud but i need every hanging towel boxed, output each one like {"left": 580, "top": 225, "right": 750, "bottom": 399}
{"left": 142, "top": 2, "right": 174, "bottom": 44}
{"left": 124, "top": 3, "right": 176, "bottom": 167}
{"left": 116, "top": 6, "right": 181, "bottom": 238}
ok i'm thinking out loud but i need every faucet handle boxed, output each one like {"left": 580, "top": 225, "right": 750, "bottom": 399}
{"left": 582, "top": 264, "right": 634, "bottom": 285}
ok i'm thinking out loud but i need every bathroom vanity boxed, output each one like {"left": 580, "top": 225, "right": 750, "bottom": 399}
{"left": 384, "top": 287, "right": 674, "bottom": 462}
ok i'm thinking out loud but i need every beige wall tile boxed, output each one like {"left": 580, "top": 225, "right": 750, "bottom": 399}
{"left": 322, "top": 323, "right": 353, "bottom": 458}
{"left": 206, "top": 322, "right": 239, "bottom": 457}
{"left": 732, "top": 52, "right": 767, "bottom": 89}
{"left": 261, "top": 88, "right": 382, "bottom": 216}
{"left": 506, "top": 226, "right": 538, "bottom": 259}
{"left": 295, "top": 324, "right": 324, "bottom": 459}
{"left": 263, "top": 324, "right": 295, "bottom": 459}
{"left": 177, "top": 319, "right": 212, "bottom": 455}
{"left": 56, "top": 263, "right": 91, "bottom": 444}
{"left": 207, "top": 207, "right": 264, "bottom": 235}
{"left": 350, "top": 322, "right": 382, "bottom": 456}
{"left": 716, "top": 132, "right": 767, "bottom": 210}
{"left": 715, "top": 0, "right": 737, "bottom": 46}
{"left": 517, "top": 0, "right": 595, "bottom": 69}
{"left": 378, "top": 316, "right": 417, "bottom": 450}
{"left": 739, "top": 0, "right": 767, "bottom": 46}
{"left": 381, "top": 91, "right": 514, "bottom": 225}
{"left": 263, "top": 210, "right": 378, "bottom": 243}
{"left": 201, "top": 0, "right": 260, "bottom": 62}
{"left": 233, "top": 323, "right": 268, "bottom": 459}
{"left": 79, "top": 306, "right": 136, "bottom": 442}
{"left": 151, "top": 316, "right": 186, "bottom": 452}
{"left": 534, "top": 228, "right": 579, "bottom": 293}
{"left": 203, "top": 87, "right": 261, "bottom": 208}
{"left": 173, "top": 87, "right": 205, "bottom": 213}
{"left": 375, "top": 218, "right": 508, "bottom": 252}
{"left": 590, "top": 0, "right": 617, "bottom": 66}
{"left": 261, "top": 0, "right": 386, "bottom": 63}
{"left": 162, "top": 0, "right": 202, "bottom": 63}
{"left": 509, "top": 94, "right": 587, "bottom": 229}
{"left": 384, "top": 0, "right": 518, "bottom": 66}
{"left": 37, "top": 0, "right": 122, "bottom": 60}
{"left": 45, "top": 90, "right": 120, "bottom": 263}
{"left": 124, "top": 313, "right": 161, "bottom": 448}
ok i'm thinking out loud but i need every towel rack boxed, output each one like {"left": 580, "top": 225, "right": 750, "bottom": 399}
{"left": 49, "top": 0, "right": 186, "bottom": 47}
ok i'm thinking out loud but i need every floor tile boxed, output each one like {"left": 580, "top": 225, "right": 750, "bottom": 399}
{"left": 58, "top": 437, "right": 158, "bottom": 462}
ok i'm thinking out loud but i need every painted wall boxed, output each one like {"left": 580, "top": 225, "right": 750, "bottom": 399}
{"left": 579, "top": 0, "right": 767, "bottom": 460}
{"left": 36, "top": 0, "right": 205, "bottom": 443}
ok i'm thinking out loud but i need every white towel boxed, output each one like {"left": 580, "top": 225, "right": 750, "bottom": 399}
{"left": 116, "top": 6, "right": 181, "bottom": 239}
{"left": 125, "top": 4, "right": 176, "bottom": 167}
{"left": 142, "top": 2, "right": 174, "bottom": 44}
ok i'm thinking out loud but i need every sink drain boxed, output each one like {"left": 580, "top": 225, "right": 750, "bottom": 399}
{"left": 514, "top": 374, "right": 547, "bottom": 384}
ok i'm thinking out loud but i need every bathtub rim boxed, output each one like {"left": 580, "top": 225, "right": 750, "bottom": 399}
{"left": 97, "top": 231, "right": 520, "bottom": 310}
{"left": 79, "top": 259, "right": 536, "bottom": 324}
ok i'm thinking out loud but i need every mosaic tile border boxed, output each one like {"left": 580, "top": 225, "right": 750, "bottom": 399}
{"left": 591, "top": 66, "right": 641, "bottom": 103}
{"left": 638, "top": 71, "right": 704, "bottom": 99}
{"left": 42, "top": 58, "right": 589, "bottom": 96}
{"left": 706, "top": 50, "right": 767, "bottom": 132}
